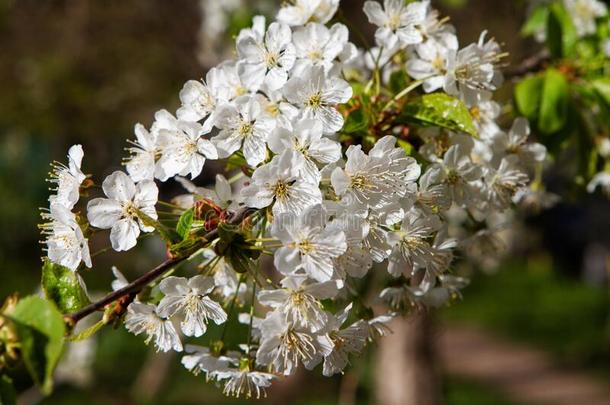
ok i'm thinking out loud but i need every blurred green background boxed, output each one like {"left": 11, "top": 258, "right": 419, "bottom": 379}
{"left": 1, "top": 0, "right": 609, "bottom": 404}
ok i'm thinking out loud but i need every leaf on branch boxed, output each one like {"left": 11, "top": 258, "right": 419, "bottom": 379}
{"left": 175, "top": 209, "right": 194, "bottom": 241}
{"left": 41, "top": 260, "right": 91, "bottom": 314}
{"left": 399, "top": 93, "right": 478, "bottom": 137}
{"left": 342, "top": 107, "right": 369, "bottom": 134}
{"left": 591, "top": 77, "right": 610, "bottom": 108}
{"left": 138, "top": 210, "right": 180, "bottom": 244}
{"left": 546, "top": 3, "right": 577, "bottom": 58}
{"left": 539, "top": 68, "right": 569, "bottom": 134}
{"left": 515, "top": 74, "right": 544, "bottom": 122}
{"left": 7, "top": 296, "right": 65, "bottom": 394}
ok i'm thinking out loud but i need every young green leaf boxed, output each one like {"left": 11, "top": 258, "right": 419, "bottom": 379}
{"left": 591, "top": 77, "right": 610, "bottom": 107}
{"left": 546, "top": 3, "right": 577, "bottom": 58}
{"left": 539, "top": 69, "right": 569, "bottom": 134}
{"left": 41, "top": 260, "right": 91, "bottom": 314}
{"left": 8, "top": 296, "right": 65, "bottom": 394}
{"left": 342, "top": 108, "right": 369, "bottom": 134}
{"left": 400, "top": 93, "right": 478, "bottom": 137}
{"left": 515, "top": 74, "right": 544, "bottom": 122}
{"left": 175, "top": 209, "right": 194, "bottom": 240}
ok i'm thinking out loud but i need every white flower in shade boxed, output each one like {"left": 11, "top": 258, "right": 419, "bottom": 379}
{"left": 176, "top": 173, "right": 235, "bottom": 210}
{"left": 292, "top": 23, "right": 351, "bottom": 75}
{"left": 125, "top": 123, "right": 160, "bottom": 182}
{"left": 492, "top": 118, "right": 546, "bottom": 168}
{"left": 428, "top": 144, "right": 483, "bottom": 207}
{"left": 406, "top": 35, "right": 458, "bottom": 93}
{"left": 586, "top": 171, "right": 610, "bottom": 195}
{"left": 415, "top": 1, "right": 455, "bottom": 41}
{"left": 564, "top": 0, "right": 607, "bottom": 37}
{"left": 319, "top": 304, "right": 368, "bottom": 377}
{"left": 416, "top": 166, "right": 451, "bottom": 213}
{"left": 177, "top": 67, "right": 230, "bottom": 132}
{"left": 363, "top": 0, "right": 427, "bottom": 48}
{"left": 124, "top": 302, "right": 182, "bottom": 352}
{"left": 157, "top": 276, "right": 227, "bottom": 337}
{"left": 181, "top": 345, "right": 237, "bottom": 377}
{"left": 386, "top": 209, "right": 441, "bottom": 277}
{"left": 283, "top": 65, "right": 352, "bottom": 134}
{"left": 213, "top": 95, "right": 275, "bottom": 167}
{"left": 156, "top": 119, "right": 217, "bottom": 181}
{"left": 236, "top": 15, "right": 267, "bottom": 44}
{"left": 87, "top": 171, "right": 158, "bottom": 252}
{"left": 277, "top": 0, "right": 339, "bottom": 26}
{"left": 326, "top": 212, "right": 373, "bottom": 278}
{"left": 216, "top": 61, "right": 249, "bottom": 101}
{"left": 364, "top": 314, "right": 394, "bottom": 341}
{"left": 241, "top": 152, "right": 322, "bottom": 216}
{"left": 254, "top": 90, "right": 299, "bottom": 130}
{"left": 469, "top": 99, "right": 501, "bottom": 140}
{"left": 331, "top": 136, "right": 421, "bottom": 209}
{"left": 43, "top": 203, "right": 91, "bottom": 271}
{"left": 212, "top": 367, "right": 277, "bottom": 399}
{"left": 256, "top": 311, "right": 333, "bottom": 375}
{"left": 268, "top": 118, "right": 341, "bottom": 182}
{"left": 49, "top": 144, "right": 86, "bottom": 210}
{"left": 484, "top": 158, "right": 529, "bottom": 209}
{"left": 272, "top": 204, "right": 347, "bottom": 282}
{"left": 237, "top": 21, "right": 296, "bottom": 92}
{"left": 258, "top": 276, "right": 340, "bottom": 331}
{"left": 110, "top": 266, "right": 128, "bottom": 291}
{"left": 446, "top": 32, "right": 504, "bottom": 104}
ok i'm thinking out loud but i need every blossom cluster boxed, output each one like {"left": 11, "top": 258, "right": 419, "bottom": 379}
{"left": 41, "top": 0, "right": 548, "bottom": 398}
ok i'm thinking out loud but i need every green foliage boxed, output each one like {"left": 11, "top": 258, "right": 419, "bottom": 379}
{"left": 0, "top": 375, "right": 16, "bottom": 405}
{"left": 215, "top": 223, "right": 260, "bottom": 274}
{"left": 175, "top": 209, "right": 194, "bottom": 241}
{"left": 521, "top": 6, "right": 548, "bottom": 38}
{"left": 138, "top": 210, "right": 180, "bottom": 244}
{"left": 41, "top": 260, "right": 90, "bottom": 314}
{"left": 400, "top": 93, "right": 478, "bottom": 137}
{"left": 591, "top": 77, "right": 610, "bottom": 108}
{"left": 546, "top": 3, "right": 577, "bottom": 58}
{"left": 342, "top": 108, "right": 369, "bottom": 134}
{"left": 7, "top": 296, "right": 65, "bottom": 394}
{"left": 539, "top": 68, "right": 570, "bottom": 134}
{"left": 515, "top": 74, "right": 544, "bottom": 122}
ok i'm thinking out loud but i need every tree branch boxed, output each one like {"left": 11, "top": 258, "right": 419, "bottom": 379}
{"left": 65, "top": 207, "right": 253, "bottom": 325}
{"left": 504, "top": 49, "right": 551, "bottom": 79}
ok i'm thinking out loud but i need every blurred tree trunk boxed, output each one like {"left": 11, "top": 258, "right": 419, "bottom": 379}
{"left": 375, "top": 311, "right": 441, "bottom": 405}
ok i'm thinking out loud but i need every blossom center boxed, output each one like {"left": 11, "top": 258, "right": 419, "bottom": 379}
{"left": 306, "top": 92, "right": 323, "bottom": 109}
{"left": 272, "top": 181, "right": 290, "bottom": 201}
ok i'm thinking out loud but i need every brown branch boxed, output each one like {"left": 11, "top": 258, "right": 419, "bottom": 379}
{"left": 504, "top": 49, "right": 551, "bottom": 79}
{"left": 65, "top": 207, "right": 253, "bottom": 325}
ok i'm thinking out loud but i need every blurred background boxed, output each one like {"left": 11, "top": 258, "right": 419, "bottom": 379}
{"left": 1, "top": 0, "right": 609, "bottom": 404}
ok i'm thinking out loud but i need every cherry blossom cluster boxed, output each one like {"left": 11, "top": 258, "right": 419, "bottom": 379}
{"left": 41, "top": 0, "right": 547, "bottom": 398}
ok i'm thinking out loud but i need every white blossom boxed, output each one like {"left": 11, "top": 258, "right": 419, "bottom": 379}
{"left": 241, "top": 151, "right": 322, "bottom": 216}
{"left": 157, "top": 276, "right": 227, "bottom": 337}
{"left": 564, "top": 0, "right": 607, "bottom": 37}
{"left": 363, "top": 0, "right": 428, "bottom": 48}
{"left": 124, "top": 302, "right": 182, "bottom": 352}
{"left": 237, "top": 20, "right": 296, "bottom": 92}
{"left": 42, "top": 203, "right": 91, "bottom": 271}
{"left": 213, "top": 95, "right": 275, "bottom": 167}
{"left": 283, "top": 65, "right": 352, "bottom": 134}
{"left": 87, "top": 171, "right": 158, "bottom": 251}
{"left": 271, "top": 204, "right": 347, "bottom": 282}
{"left": 48, "top": 144, "right": 86, "bottom": 210}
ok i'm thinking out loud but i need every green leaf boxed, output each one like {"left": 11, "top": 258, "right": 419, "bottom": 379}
{"left": 521, "top": 6, "right": 548, "bottom": 37}
{"left": 175, "top": 209, "right": 194, "bottom": 240}
{"left": 41, "top": 260, "right": 90, "bottom": 314}
{"left": 397, "top": 139, "right": 414, "bottom": 156}
{"left": 515, "top": 74, "right": 544, "bottom": 122}
{"left": 138, "top": 210, "right": 180, "bottom": 244}
{"left": 546, "top": 3, "right": 577, "bottom": 58}
{"left": 400, "top": 93, "right": 478, "bottom": 137}
{"left": 539, "top": 68, "right": 569, "bottom": 134}
{"left": 389, "top": 70, "right": 409, "bottom": 94}
{"left": 342, "top": 108, "right": 369, "bottom": 134}
{"left": 8, "top": 296, "right": 65, "bottom": 394}
{"left": 591, "top": 77, "right": 610, "bottom": 107}
{"left": 0, "top": 375, "right": 16, "bottom": 405}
